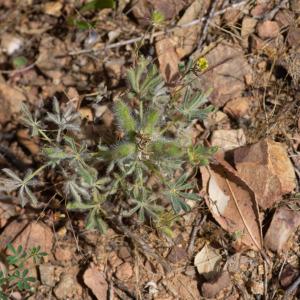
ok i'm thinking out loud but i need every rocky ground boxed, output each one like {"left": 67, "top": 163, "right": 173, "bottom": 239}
{"left": 0, "top": 0, "right": 300, "bottom": 299}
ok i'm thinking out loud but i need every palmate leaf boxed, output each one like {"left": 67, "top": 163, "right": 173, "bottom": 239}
{"left": 86, "top": 208, "right": 107, "bottom": 233}
{"left": 123, "top": 189, "right": 163, "bottom": 222}
{"left": 46, "top": 97, "right": 81, "bottom": 142}
{"left": 0, "top": 169, "right": 40, "bottom": 207}
{"left": 163, "top": 174, "right": 200, "bottom": 213}
{"left": 178, "top": 87, "right": 214, "bottom": 121}
{"left": 188, "top": 144, "right": 218, "bottom": 166}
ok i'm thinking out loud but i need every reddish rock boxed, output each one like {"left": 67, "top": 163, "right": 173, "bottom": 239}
{"left": 201, "top": 271, "right": 232, "bottom": 298}
{"left": 257, "top": 21, "right": 280, "bottom": 39}
{"left": 224, "top": 97, "right": 250, "bottom": 119}
{"left": 54, "top": 246, "right": 73, "bottom": 262}
{"left": 115, "top": 262, "right": 133, "bottom": 281}
{"left": 264, "top": 207, "right": 300, "bottom": 253}
{"left": 83, "top": 265, "right": 108, "bottom": 300}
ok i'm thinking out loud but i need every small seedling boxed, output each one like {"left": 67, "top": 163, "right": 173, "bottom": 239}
{"left": 0, "top": 244, "right": 47, "bottom": 300}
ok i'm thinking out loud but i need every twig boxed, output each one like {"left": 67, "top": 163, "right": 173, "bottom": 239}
{"left": 264, "top": 260, "right": 269, "bottom": 300}
{"left": 284, "top": 275, "right": 300, "bottom": 297}
{"left": 65, "top": 0, "right": 249, "bottom": 56}
{"left": 187, "top": 214, "right": 207, "bottom": 258}
{"left": 111, "top": 216, "right": 172, "bottom": 274}
{"left": 197, "top": 0, "right": 220, "bottom": 50}
{"left": 0, "top": 62, "right": 36, "bottom": 75}
{"left": 112, "top": 277, "right": 137, "bottom": 299}
{"left": 259, "top": 0, "right": 289, "bottom": 21}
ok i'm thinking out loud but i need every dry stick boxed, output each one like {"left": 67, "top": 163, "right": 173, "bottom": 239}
{"left": 0, "top": 62, "right": 36, "bottom": 75}
{"left": 187, "top": 214, "right": 207, "bottom": 258}
{"left": 197, "top": 0, "right": 220, "bottom": 50}
{"left": 284, "top": 275, "right": 300, "bottom": 297}
{"left": 112, "top": 277, "right": 137, "bottom": 300}
{"left": 112, "top": 216, "right": 172, "bottom": 274}
{"left": 260, "top": 0, "right": 289, "bottom": 21}
{"left": 66, "top": 0, "right": 249, "bottom": 56}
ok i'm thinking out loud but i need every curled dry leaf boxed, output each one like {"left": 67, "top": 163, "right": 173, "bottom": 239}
{"left": 201, "top": 154, "right": 263, "bottom": 251}
{"left": 234, "top": 139, "right": 296, "bottom": 209}
{"left": 194, "top": 244, "right": 222, "bottom": 280}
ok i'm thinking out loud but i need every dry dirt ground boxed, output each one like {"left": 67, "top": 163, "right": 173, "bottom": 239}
{"left": 1, "top": 0, "right": 300, "bottom": 299}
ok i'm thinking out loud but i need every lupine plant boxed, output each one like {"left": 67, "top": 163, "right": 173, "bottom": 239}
{"left": 0, "top": 58, "right": 217, "bottom": 234}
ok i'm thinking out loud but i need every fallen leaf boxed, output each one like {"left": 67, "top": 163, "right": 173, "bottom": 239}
{"left": 192, "top": 43, "right": 252, "bottom": 107}
{"left": 201, "top": 154, "right": 263, "bottom": 251}
{"left": 264, "top": 207, "right": 300, "bottom": 253}
{"left": 171, "top": 0, "right": 207, "bottom": 59}
{"left": 155, "top": 37, "right": 179, "bottom": 83}
{"left": 211, "top": 129, "right": 246, "bottom": 151}
{"left": 234, "top": 139, "right": 296, "bottom": 209}
{"left": 83, "top": 265, "right": 108, "bottom": 300}
{"left": 201, "top": 271, "right": 232, "bottom": 298}
{"left": 194, "top": 244, "right": 222, "bottom": 279}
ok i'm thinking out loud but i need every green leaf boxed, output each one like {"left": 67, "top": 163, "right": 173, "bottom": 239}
{"left": 114, "top": 101, "right": 137, "bottom": 134}
{"left": 142, "top": 110, "right": 159, "bottom": 135}
{"left": 111, "top": 142, "right": 136, "bottom": 161}
{"left": 151, "top": 140, "right": 183, "bottom": 158}
{"left": 12, "top": 56, "right": 27, "bottom": 69}
{"left": 67, "top": 17, "right": 94, "bottom": 30}
{"left": 80, "top": 0, "right": 115, "bottom": 12}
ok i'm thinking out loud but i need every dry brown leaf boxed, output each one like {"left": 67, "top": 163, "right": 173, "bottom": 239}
{"left": 171, "top": 0, "right": 207, "bottom": 59}
{"left": 201, "top": 154, "right": 263, "bottom": 251}
{"left": 155, "top": 37, "right": 179, "bottom": 83}
{"left": 194, "top": 244, "right": 222, "bottom": 279}
{"left": 264, "top": 207, "right": 300, "bottom": 253}
{"left": 192, "top": 43, "right": 252, "bottom": 107}
{"left": 234, "top": 139, "right": 296, "bottom": 209}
